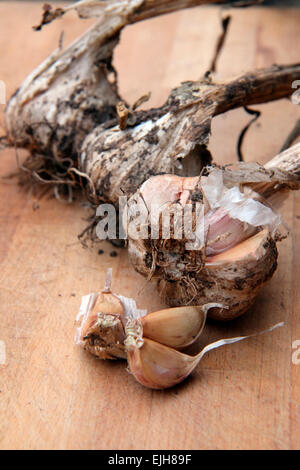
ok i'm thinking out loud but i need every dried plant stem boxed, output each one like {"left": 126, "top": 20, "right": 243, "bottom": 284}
{"left": 34, "top": 0, "right": 263, "bottom": 30}
{"left": 129, "top": 0, "right": 263, "bottom": 23}
{"left": 265, "top": 142, "right": 300, "bottom": 174}
{"left": 5, "top": 0, "right": 297, "bottom": 205}
{"left": 82, "top": 63, "right": 300, "bottom": 204}
{"left": 214, "top": 64, "right": 300, "bottom": 113}
{"left": 280, "top": 119, "right": 300, "bottom": 152}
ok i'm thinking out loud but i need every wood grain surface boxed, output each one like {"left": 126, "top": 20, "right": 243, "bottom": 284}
{"left": 0, "top": 2, "right": 299, "bottom": 450}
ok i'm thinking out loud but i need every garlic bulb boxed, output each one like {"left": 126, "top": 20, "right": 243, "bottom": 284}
{"left": 126, "top": 165, "right": 292, "bottom": 320}
{"left": 6, "top": 23, "right": 118, "bottom": 161}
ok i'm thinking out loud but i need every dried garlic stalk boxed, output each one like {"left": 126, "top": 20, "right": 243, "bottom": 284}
{"left": 4, "top": 0, "right": 251, "bottom": 190}
{"left": 4, "top": 0, "right": 300, "bottom": 202}
{"left": 81, "top": 66, "right": 300, "bottom": 204}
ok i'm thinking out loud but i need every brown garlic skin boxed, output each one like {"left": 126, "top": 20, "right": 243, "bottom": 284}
{"left": 76, "top": 268, "right": 148, "bottom": 359}
{"left": 127, "top": 173, "right": 279, "bottom": 321}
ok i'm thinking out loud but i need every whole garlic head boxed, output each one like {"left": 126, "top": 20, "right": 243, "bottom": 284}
{"left": 126, "top": 167, "right": 282, "bottom": 320}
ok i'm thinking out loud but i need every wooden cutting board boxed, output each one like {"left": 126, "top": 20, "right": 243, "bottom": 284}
{"left": 0, "top": 2, "right": 299, "bottom": 450}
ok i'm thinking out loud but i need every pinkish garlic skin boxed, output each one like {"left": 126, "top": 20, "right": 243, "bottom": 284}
{"left": 139, "top": 175, "right": 200, "bottom": 211}
{"left": 127, "top": 352, "right": 190, "bottom": 390}
{"left": 139, "top": 174, "right": 259, "bottom": 257}
{"left": 204, "top": 207, "right": 257, "bottom": 256}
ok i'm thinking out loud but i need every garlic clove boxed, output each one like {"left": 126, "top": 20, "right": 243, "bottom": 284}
{"left": 139, "top": 175, "right": 199, "bottom": 211}
{"left": 78, "top": 290, "right": 127, "bottom": 360}
{"left": 141, "top": 303, "right": 223, "bottom": 349}
{"left": 126, "top": 322, "right": 284, "bottom": 390}
{"left": 204, "top": 207, "right": 257, "bottom": 256}
{"left": 157, "top": 229, "right": 278, "bottom": 321}
{"left": 202, "top": 229, "right": 278, "bottom": 320}
{"left": 126, "top": 337, "right": 197, "bottom": 390}
{"left": 205, "top": 228, "right": 269, "bottom": 264}
{"left": 76, "top": 268, "right": 126, "bottom": 359}
{"left": 76, "top": 269, "right": 147, "bottom": 359}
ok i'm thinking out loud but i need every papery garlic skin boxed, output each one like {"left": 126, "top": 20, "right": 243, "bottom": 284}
{"left": 75, "top": 269, "right": 147, "bottom": 359}
{"left": 204, "top": 207, "right": 257, "bottom": 256}
{"left": 76, "top": 290, "right": 127, "bottom": 359}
